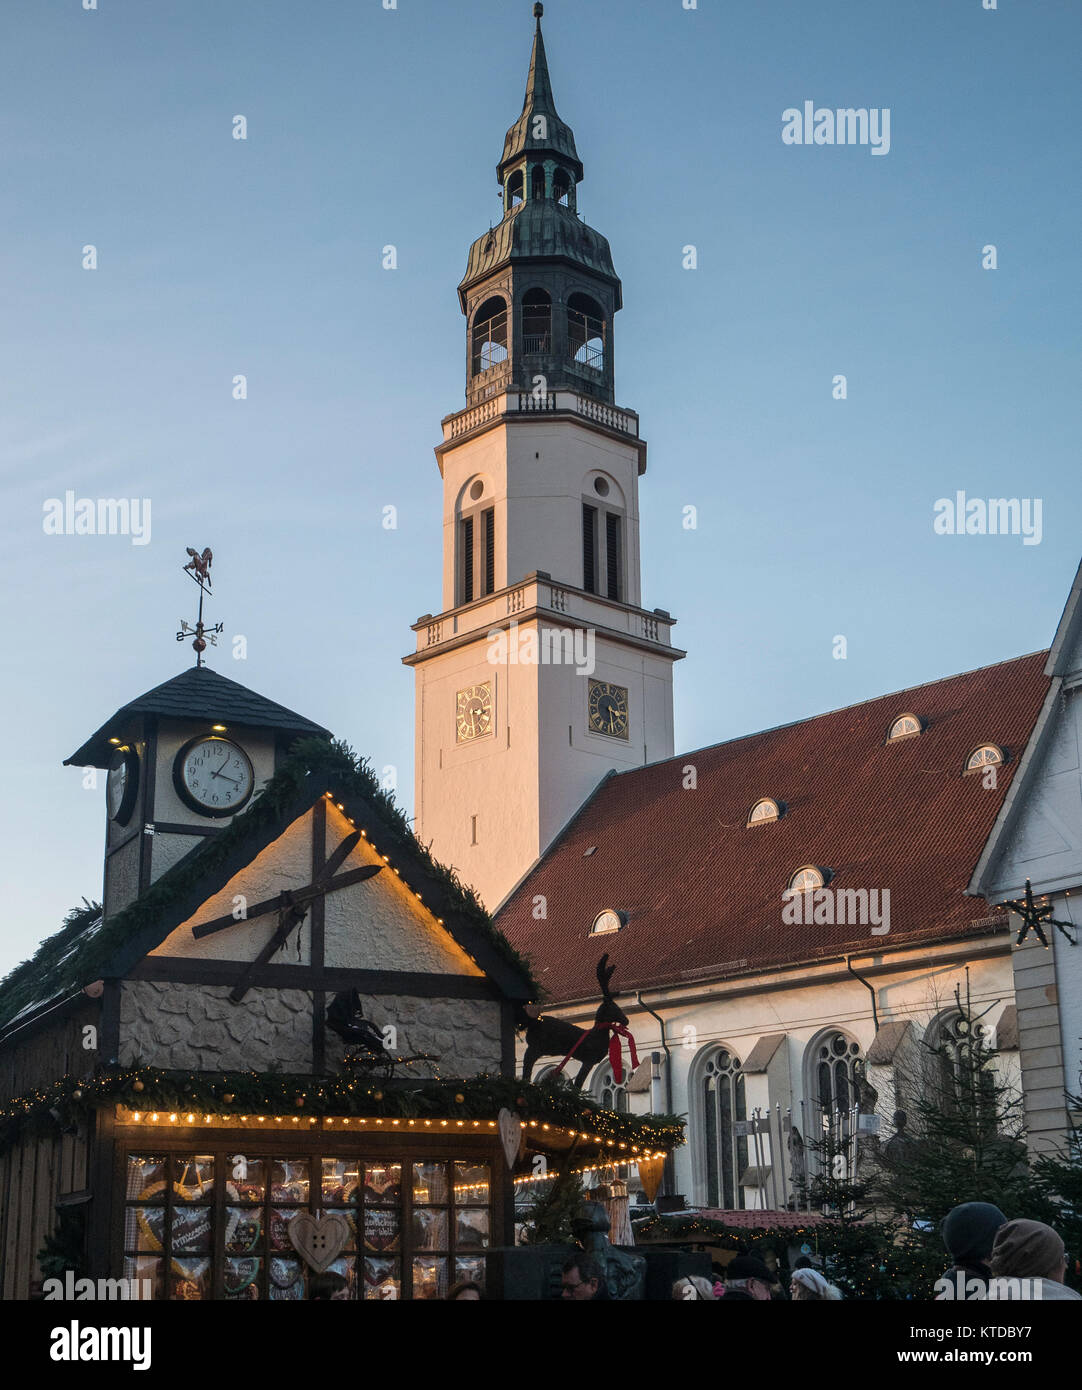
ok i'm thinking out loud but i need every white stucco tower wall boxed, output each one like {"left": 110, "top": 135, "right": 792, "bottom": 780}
{"left": 405, "top": 401, "right": 683, "bottom": 912}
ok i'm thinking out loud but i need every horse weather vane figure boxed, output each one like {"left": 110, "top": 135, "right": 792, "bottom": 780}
{"left": 176, "top": 546, "right": 223, "bottom": 667}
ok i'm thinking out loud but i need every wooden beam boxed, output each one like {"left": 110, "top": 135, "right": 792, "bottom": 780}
{"left": 127, "top": 956, "right": 500, "bottom": 998}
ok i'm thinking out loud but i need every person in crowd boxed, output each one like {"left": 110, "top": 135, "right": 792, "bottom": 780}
{"left": 989, "top": 1219, "right": 1081, "bottom": 1300}
{"left": 720, "top": 1255, "right": 774, "bottom": 1301}
{"left": 789, "top": 1268, "right": 843, "bottom": 1301}
{"left": 935, "top": 1201, "right": 1007, "bottom": 1299}
{"left": 447, "top": 1280, "right": 483, "bottom": 1300}
{"left": 560, "top": 1255, "right": 609, "bottom": 1300}
{"left": 672, "top": 1275, "right": 716, "bottom": 1300}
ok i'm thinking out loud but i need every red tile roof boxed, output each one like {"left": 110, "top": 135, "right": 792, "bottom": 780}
{"left": 496, "top": 652, "right": 1050, "bottom": 1003}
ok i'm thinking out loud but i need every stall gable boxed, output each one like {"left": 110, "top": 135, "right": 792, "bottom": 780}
{"left": 151, "top": 803, "right": 483, "bottom": 978}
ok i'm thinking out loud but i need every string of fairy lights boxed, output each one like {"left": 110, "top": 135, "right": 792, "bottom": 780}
{"left": 0, "top": 1065, "right": 684, "bottom": 1159}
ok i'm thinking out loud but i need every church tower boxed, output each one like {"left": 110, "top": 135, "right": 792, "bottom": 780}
{"left": 404, "top": 5, "right": 684, "bottom": 911}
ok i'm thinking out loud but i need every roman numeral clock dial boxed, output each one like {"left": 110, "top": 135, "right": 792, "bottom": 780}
{"left": 173, "top": 735, "right": 255, "bottom": 817}
{"left": 588, "top": 680, "right": 629, "bottom": 739}
{"left": 456, "top": 683, "right": 493, "bottom": 742}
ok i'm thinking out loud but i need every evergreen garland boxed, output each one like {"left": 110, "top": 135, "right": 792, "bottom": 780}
{"left": 0, "top": 1065, "right": 685, "bottom": 1158}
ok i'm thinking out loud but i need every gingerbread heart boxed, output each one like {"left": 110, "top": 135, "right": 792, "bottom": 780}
{"left": 498, "top": 1107, "right": 522, "bottom": 1169}
{"left": 288, "top": 1211, "right": 350, "bottom": 1273}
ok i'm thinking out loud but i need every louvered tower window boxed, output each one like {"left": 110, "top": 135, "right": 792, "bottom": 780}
{"left": 460, "top": 516, "right": 474, "bottom": 604}
{"left": 605, "top": 512, "right": 622, "bottom": 601}
{"left": 481, "top": 507, "right": 495, "bottom": 596}
{"left": 582, "top": 504, "right": 598, "bottom": 593}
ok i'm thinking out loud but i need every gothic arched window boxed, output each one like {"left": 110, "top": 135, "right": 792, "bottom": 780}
{"left": 471, "top": 297, "right": 508, "bottom": 376}
{"left": 594, "top": 1063, "right": 628, "bottom": 1115}
{"left": 521, "top": 289, "right": 551, "bottom": 355}
{"left": 702, "top": 1049, "right": 746, "bottom": 1210}
{"left": 568, "top": 293, "right": 605, "bottom": 372}
{"left": 815, "top": 1032, "right": 862, "bottom": 1124}
{"left": 925, "top": 1011, "right": 996, "bottom": 1129}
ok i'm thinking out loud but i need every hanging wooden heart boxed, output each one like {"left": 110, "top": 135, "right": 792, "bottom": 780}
{"left": 288, "top": 1211, "right": 350, "bottom": 1273}
{"left": 497, "top": 1107, "right": 522, "bottom": 1169}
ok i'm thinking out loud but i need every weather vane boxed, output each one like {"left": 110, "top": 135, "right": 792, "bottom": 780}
{"left": 176, "top": 546, "right": 222, "bottom": 667}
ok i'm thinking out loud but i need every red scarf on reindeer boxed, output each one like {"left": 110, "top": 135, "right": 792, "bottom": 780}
{"left": 553, "top": 1021, "right": 640, "bottom": 1084}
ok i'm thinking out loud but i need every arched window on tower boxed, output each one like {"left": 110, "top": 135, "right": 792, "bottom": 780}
{"left": 522, "top": 289, "right": 551, "bottom": 355}
{"left": 568, "top": 293, "right": 606, "bottom": 373}
{"left": 471, "top": 297, "right": 508, "bottom": 377}
{"left": 702, "top": 1049, "right": 747, "bottom": 1210}
{"left": 506, "top": 170, "right": 524, "bottom": 209}
{"left": 552, "top": 169, "right": 572, "bottom": 207}
{"left": 530, "top": 164, "right": 546, "bottom": 201}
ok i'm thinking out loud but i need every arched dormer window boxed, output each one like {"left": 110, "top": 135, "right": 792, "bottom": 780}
{"left": 965, "top": 744, "right": 1006, "bottom": 774}
{"left": 788, "top": 865, "right": 827, "bottom": 894}
{"left": 747, "top": 797, "right": 784, "bottom": 827}
{"left": 887, "top": 713, "right": 922, "bottom": 742}
{"left": 471, "top": 297, "right": 508, "bottom": 376}
{"left": 530, "top": 164, "right": 546, "bottom": 201}
{"left": 506, "top": 170, "right": 524, "bottom": 209}
{"left": 521, "top": 289, "right": 551, "bottom": 354}
{"left": 568, "top": 292, "right": 605, "bottom": 373}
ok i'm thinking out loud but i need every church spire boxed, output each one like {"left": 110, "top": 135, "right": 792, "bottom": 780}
{"left": 523, "top": 4, "right": 556, "bottom": 117}
{"left": 498, "top": 4, "right": 581, "bottom": 185}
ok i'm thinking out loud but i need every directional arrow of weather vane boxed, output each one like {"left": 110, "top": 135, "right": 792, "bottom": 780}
{"left": 1003, "top": 878, "right": 1077, "bottom": 949}
{"left": 191, "top": 830, "right": 381, "bottom": 1000}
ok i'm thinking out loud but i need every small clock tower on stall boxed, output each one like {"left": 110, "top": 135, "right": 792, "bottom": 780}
{"left": 404, "top": 6, "right": 684, "bottom": 911}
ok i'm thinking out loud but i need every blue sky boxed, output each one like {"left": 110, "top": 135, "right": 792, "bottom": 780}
{"left": 2, "top": 0, "right": 1080, "bottom": 975}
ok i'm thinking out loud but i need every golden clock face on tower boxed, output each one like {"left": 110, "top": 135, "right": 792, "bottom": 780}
{"left": 588, "top": 680, "right": 629, "bottom": 739}
{"left": 456, "top": 683, "right": 493, "bottom": 742}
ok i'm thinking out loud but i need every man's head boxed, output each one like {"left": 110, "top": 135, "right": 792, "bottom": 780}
{"left": 991, "top": 1219, "right": 1068, "bottom": 1283}
{"left": 941, "top": 1201, "right": 1007, "bottom": 1266}
{"left": 725, "top": 1255, "right": 773, "bottom": 1301}
{"left": 561, "top": 1255, "right": 604, "bottom": 1300}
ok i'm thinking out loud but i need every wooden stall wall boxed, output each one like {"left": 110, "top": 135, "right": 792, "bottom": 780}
{"left": 0, "top": 1004, "right": 97, "bottom": 1299}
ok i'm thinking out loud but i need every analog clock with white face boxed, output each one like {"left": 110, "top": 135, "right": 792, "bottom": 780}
{"left": 106, "top": 746, "right": 140, "bottom": 825}
{"left": 456, "top": 683, "right": 493, "bottom": 742}
{"left": 173, "top": 735, "right": 254, "bottom": 817}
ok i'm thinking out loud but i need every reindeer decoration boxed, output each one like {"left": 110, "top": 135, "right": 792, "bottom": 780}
{"left": 517, "top": 955, "right": 637, "bottom": 1092}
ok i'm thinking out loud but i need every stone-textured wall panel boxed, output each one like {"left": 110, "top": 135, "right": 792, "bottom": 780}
{"left": 119, "top": 982, "right": 312, "bottom": 1071}
{"left": 324, "top": 994, "right": 501, "bottom": 1080}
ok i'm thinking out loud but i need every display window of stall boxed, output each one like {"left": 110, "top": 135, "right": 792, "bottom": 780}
{"left": 120, "top": 1145, "right": 495, "bottom": 1300}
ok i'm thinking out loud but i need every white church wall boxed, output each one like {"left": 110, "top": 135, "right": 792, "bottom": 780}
{"left": 535, "top": 945, "right": 1018, "bottom": 1206}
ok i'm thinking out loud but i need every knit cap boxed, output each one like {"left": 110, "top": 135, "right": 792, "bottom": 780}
{"left": 941, "top": 1201, "right": 1007, "bottom": 1263}
{"left": 990, "top": 1219, "right": 1065, "bottom": 1280}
